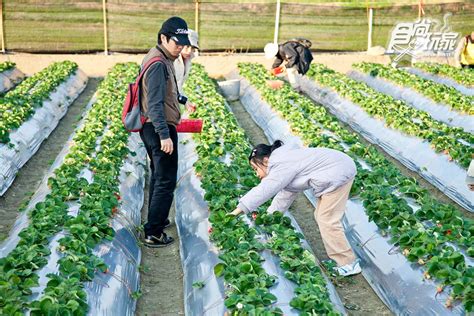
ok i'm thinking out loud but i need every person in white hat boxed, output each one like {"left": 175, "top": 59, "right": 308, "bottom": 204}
{"left": 174, "top": 29, "right": 199, "bottom": 113}
{"left": 467, "top": 159, "right": 474, "bottom": 191}
{"left": 264, "top": 39, "right": 313, "bottom": 91}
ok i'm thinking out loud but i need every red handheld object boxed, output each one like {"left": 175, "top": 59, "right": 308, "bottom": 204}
{"left": 176, "top": 119, "right": 203, "bottom": 133}
{"left": 272, "top": 66, "right": 284, "bottom": 75}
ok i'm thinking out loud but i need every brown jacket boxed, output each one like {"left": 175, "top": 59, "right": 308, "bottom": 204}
{"left": 140, "top": 45, "right": 181, "bottom": 138}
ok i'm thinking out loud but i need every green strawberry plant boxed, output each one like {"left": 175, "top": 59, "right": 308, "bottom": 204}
{"left": 354, "top": 62, "right": 474, "bottom": 115}
{"left": 414, "top": 62, "right": 474, "bottom": 89}
{"left": 238, "top": 62, "right": 473, "bottom": 312}
{"left": 0, "top": 61, "right": 79, "bottom": 143}
{"left": 29, "top": 63, "right": 137, "bottom": 314}
{"left": 306, "top": 63, "right": 473, "bottom": 168}
{"left": 185, "top": 64, "right": 339, "bottom": 315}
{"left": 0, "top": 61, "right": 16, "bottom": 73}
{"left": 0, "top": 63, "right": 137, "bottom": 315}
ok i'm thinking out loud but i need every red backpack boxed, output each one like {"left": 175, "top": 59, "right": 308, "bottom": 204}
{"left": 122, "top": 57, "right": 163, "bottom": 132}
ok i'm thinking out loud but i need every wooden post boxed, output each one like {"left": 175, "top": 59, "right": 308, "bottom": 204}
{"left": 418, "top": 0, "right": 424, "bottom": 19}
{"left": 195, "top": 0, "right": 199, "bottom": 33}
{"left": 0, "top": 0, "right": 5, "bottom": 53}
{"left": 102, "top": 0, "right": 108, "bottom": 55}
{"left": 273, "top": 0, "right": 281, "bottom": 44}
{"left": 368, "top": 8, "right": 373, "bottom": 50}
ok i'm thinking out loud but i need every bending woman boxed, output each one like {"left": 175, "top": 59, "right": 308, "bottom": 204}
{"left": 231, "top": 140, "right": 360, "bottom": 276}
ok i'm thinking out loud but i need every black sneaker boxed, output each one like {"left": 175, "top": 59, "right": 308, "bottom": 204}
{"left": 143, "top": 233, "right": 174, "bottom": 248}
{"left": 164, "top": 218, "right": 173, "bottom": 228}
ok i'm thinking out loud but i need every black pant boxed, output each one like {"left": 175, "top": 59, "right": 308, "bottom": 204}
{"left": 461, "top": 64, "right": 474, "bottom": 69}
{"left": 139, "top": 123, "right": 178, "bottom": 237}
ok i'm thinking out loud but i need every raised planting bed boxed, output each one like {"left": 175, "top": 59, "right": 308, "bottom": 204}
{"left": 0, "top": 62, "right": 146, "bottom": 315}
{"left": 0, "top": 61, "right": 88, "bottom": 196}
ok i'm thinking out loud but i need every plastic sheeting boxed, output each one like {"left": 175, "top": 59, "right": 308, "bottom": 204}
{"left": 0, "top": 67, "right": 25, "bottom": 93}
{"left": 0, "top": 93, "right": 146, "bottom": 315}
{"left": 175, "top": 133, "right": 226, "bottom": 316}
{"left": 295, "top": 75, "right": 474, "bottom": 212}
{"left": 0, "top": 70, "right": 88, "bottom": 196}
{"left": 230, "top": 73, "right": 467, "bottom": 315}
{"left": 406, "top": 67, "right": 474, "bottom": 96}
{"left": 348, "top": 70, "right": 474, "bottom": 133}
{"left": 176, "top": 115, "right": 346, "bottom": 315}
{"left": 84, "top": 132, "right": 146, "bottom": 316}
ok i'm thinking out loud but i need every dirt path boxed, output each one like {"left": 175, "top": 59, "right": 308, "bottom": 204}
{"left": 0, "top": 78, "right": 101, "bottom": 242}
{"left": 225, "top": 99, "right": 391, "bottom": 315}
{"left": 0, "top": 52, "right": 390, "bottom": 77}
{"left": 136, "top": 175, "right": 184, "bottom": 316}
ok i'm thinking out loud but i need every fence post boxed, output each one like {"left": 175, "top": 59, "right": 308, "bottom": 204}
{"left": 0, "top": 0, "right": 5, "bottom": 53}
{"left": 273, "top": 0, "right": 281, "bottom": 44}
{"left": 195, "top": 0, "right": 199, "bottom": 34}
{"left": 102, "top": 0, "right": 108, "bottom": 55}
{"left": 418, "top": 0, "right": 424, "bottom": 19}
{"left": 367, "top": 7, "right": 373, "bottom": 50}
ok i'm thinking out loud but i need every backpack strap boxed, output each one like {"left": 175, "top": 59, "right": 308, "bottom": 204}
{"left": 137, "top": 56, "right": 163, "bottom": 85}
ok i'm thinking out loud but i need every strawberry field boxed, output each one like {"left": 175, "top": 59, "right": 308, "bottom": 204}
{"left": 0, "top": 56, "right": 472, "bottom": 316}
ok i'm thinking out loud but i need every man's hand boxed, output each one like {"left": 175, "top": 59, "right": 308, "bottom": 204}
{"left": 228, "top": 208, "right": 243, "bottom": 216}
{"left": 161, "top": 138, "right": 174, "bottom": 155}
{"left": 186, "top": 101, "right": 196, "bottom": 113}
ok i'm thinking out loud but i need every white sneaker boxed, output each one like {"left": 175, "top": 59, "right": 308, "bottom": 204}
{"left": 336, "top": 259, "right": 362, "bottom": 277}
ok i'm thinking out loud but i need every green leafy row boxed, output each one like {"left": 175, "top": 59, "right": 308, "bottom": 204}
{"left": 238, "top": 62, "right": 473, "bottom": 312}
{"left": 0, "top": 61, "right": 16, "bottom": 73}
{"left": 0, "top": 63, "right": 136, "bottom": 315}
{"left": 307, "top": 63, "right": 473, "bottom": 169}
{"left": 256, "top": 212, "right": 340, "bottom": 315}
{"left": 185, "top": 64, "right": 339, "bottom": 315}
{"left": 185, "top": 64, "right": 282, "bottom": 315}
{"left": 414, "top": 62, "right": 474, "bottom": 88}
{"left": 29, "top": 63, "right": 138, "bottom": 315}
{"left": 0, "top": 61, "right": 78, "bottom": 144}
{"left": 354, "top": 62, "right": 474, "bottom": 115}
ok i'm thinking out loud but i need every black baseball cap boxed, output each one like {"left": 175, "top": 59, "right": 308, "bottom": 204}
{"left": 158, "top": 16, "right": 191, "bottom": 46}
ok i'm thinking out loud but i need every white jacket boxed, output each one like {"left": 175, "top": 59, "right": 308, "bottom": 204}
{"left": 237, "top": 144, "right": 357, "bottom": 213}
{"left": 174, "top": 54, "right": 192, "bottom": 95}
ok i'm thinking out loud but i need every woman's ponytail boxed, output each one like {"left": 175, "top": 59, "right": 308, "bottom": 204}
{"left": 270, "top": 140, "right": 283, "bottom": 152}
{"left": 249, "top": 140, "right": 284, "bottom": 166}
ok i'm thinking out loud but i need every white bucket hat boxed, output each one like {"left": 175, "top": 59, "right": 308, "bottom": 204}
{"left": 264, "top": 42, "right": 279, "bottom": 59}
{"left": 188, "top": 29, "right": 199, "bottom": 49}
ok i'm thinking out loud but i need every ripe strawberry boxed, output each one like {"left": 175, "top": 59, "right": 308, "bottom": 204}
{"left": 251, "top": 212, "right": 257, "bottom": 220}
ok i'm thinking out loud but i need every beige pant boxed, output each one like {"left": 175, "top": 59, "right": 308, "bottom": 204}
{"left": 314, "top": 180, "right": 356, "bottom": 266}
{"left": 286, "top": 67, "right": 301, "bottom": 91}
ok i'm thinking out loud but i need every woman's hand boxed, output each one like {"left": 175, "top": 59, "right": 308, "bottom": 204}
{"left": 186, "top": 101, "right": 196, "bottom": 113}
{"left": 228, "top": 208, "right": 243, "bottom": 216}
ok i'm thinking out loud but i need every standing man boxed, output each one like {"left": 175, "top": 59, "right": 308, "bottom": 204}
{"left": 139, "top": 16, "right": 191, "bottom": 247}
{"left": 454, "top": 31, "right": 474, "bottom": 69}
{"left": 264, "top": 39, "right": 313, "bottom": 90}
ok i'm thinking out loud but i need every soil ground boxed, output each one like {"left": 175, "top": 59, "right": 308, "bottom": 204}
{"left": 0, "top": 78, "right": 101, "bottom": 242}
{"left": 0, "top": 52, "right": 391, "bottom": 77}
{"left": 226, "top": 98, "right": 392, "bottom": 315}
{"left": 135, "top": 180, "right": 185, "bottom": 316}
